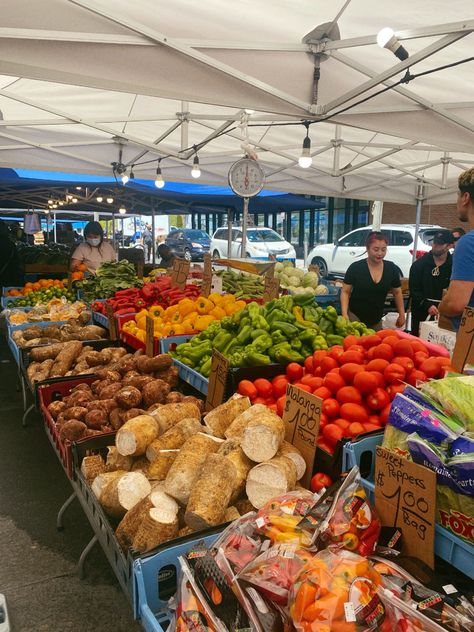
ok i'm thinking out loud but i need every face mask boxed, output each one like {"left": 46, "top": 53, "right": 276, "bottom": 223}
{"left": 87, "top": 238, "right": 100, "bottom": 247}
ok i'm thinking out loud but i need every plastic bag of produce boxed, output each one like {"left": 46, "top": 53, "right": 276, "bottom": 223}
{"left": 175, "top": 559, "right": 219, "bottom": 632}
{"left": 211, "top": 512, "right": 262, "bottom": 574}
{"left": 289, "top": 548, "right": 391, "bottom": 631}
{"left": 420, "top": 375, "right": 474, "bottom": 431}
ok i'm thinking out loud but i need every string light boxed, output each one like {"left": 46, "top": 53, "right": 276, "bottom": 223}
{"left": 106, "top": 197, "right": 114, "bottom": 204}
{"left": 96, "top": 196, "right": 103, "bottom": 202}
{"left": 377, "top": 27, "right": 409, "bottom": 60}
{"left": 298, "top": 123, "right": 312, "bottom": 168}
{"left": 154, "top": 160, "right": 165, "bottom": 188}
{"left": 191, "top": 153, "right": 201, "bottom": 179}
{"left": 119, "top": 206, "right": 127, "bottom": 215}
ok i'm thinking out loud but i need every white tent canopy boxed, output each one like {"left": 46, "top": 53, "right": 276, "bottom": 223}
{"left": 0, "top": 0, "right": 473, "bottom": 204}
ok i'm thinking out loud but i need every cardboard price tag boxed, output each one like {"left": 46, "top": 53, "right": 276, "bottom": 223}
{"left": 451, "top": 306, "right": 474, "bottom": 372}
{"left": 205, "top": 350, "right": 229, "bottom": 411}
{"left": 263, "top": 273, "right": 280, "bottom": 302}
{"left": 171, "top": 258, "right": 190, "bottom": 289}
{"left": 375, "top": 446, "right": 436, "bottom": 569}
{"left": 283, "top": 384, "right": 321, "bottom": 488}
{"left": 145, "top": 316, "right": 155, "bottom": 357}
{"left": 211, "top": 275, "right": 223, "bottom": 293}
{"left": 105, "top": 303, "right": 118, "bottom": 341}
{"left": 201, "top": 253, "right": 212, "bottom": 297}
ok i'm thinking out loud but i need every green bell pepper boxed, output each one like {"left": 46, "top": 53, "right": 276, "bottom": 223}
{"left": 179, "top": 340, "right": 213, "bottom": 365}
{"left": 299, "top": 328, "right": 319, "bottom": 345}
{"left": 266, "top": 309, "right": 289, "bottom": 326}
{"left": 270, "top": 320, "right": 299, "bottom": 338}
{"left": 242, "top": 350, "right": 272, "bottom": 367}
{"left": 319, "top": 317, "right": 334, "bottom": 335}
{"left": 271, "top": 329, "right": 287, "bottom": 345}
{"left": 274, "top": 345, "right": 305, "bottom": 364}
{"left": 213, "top": 330, "right": 233, "bottom": 352}
{"left": 292, "top": 293, "right": 315, "bottom": 306}
{"left": 250, "top": 333, "right": 273, "bottom": 353}
{"left": 236, "top": 325, "right": 253, "bottom": 345}
{"left": 327, "top": 334, "right": 344, "bottom": 346}
{"left": 250, "top": 328, "right": 268, "bottom": 340}
{"left": 291, "top": 338, "right": 302, "bottom": 351}
{"left": 219, "top": 316, "right": 235, "bottom": 331}
{"left": 312, "top": 335, "right": 329, "bottom": 351}
{"left": 200, "top": 356, "right": 212, "bottom": 377}
{"left": 335, "top": 315, "right": 350, "bottom": 336}
{"left": 303, "top": 305, "right": 322, "bottom": 323}
{"left": 198, "top": 320, "right": 221, "bottom": 339}
{"left": 323, "top": 306, "right": 338, "bottom": 323}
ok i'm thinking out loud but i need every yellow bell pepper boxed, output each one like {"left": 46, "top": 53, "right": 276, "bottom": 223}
{"left": 220, "top": 293, "right": 236, "bottom": 303}
{"left": 210, "top": 306, "right": 226, "bottom": 319}
{"left": 148, "top": 305, "right": 164, "bottom": 318}
{"left": 208, "top": 292, "right": 224, "bottom": 304}
{"left": 196, "top": 297, "right": 214, "bottom": 315}
{"left": 233, "top": 300, "right": 247, "bottom": 312}
{"left": 164, "top": 305, "right": 179, "bottom": 319}
{"left": 135, "top": 330, "right": 146, "bottom": 343}
{"left": 195, "top": 315, "right": 215, "bottom": 331}
{"left": 177, "top": 298, "right": 197, "bottom": 317}
{"left": 182, "top": 311, "right": 198, "bottom": 326}
{"left": 223, "top": 301, "right": 240, "bottom": 315}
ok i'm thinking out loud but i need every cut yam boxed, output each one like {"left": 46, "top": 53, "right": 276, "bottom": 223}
{"left": 115, "top": 496, "right": 153, "bottom": 552}
{"left": 132, "top": 507, "right": 179, "bottom": 554}
{"left": 105, "top": 447, "right": 134, "bottom": 472}
{"left": 100, "top": 471, "right": 152, "bottom": 518}
{"left": 91, "top": 470, "right": 127, "bottom": 501}
{"left": 145, "top": 418, "right": 202, "bottom": 461}
{"left": 80, "top": 454, "right": 106, "bottom": 482}
{"left": 240, "top": 414, "right": 285, "bottom": 463}
{"left": 164, "top": 433, "right": 221, "bottom": 505}
{"left": 203, "top": 395, "right": 250, "bottom": 438}
{"left": 277, "top": 441, "right": 306, "bottom": 480}
{"left": 218, "top": 439, "right": 253, "bottom": 503}
{"left": 150, "top": 402, "right": 201, "bottom": 434}
{"left": 149, "top": 488, "right": 179, "bottom": 516}
{"left": 224, "top": 404, "right": 269, "bottom": 440}
{"left": 184, "top": 454, "right": 235, "bottom": 531}
{"left": 116, "top": 415, "right": 159, "bottom": 456}
{"left": 146, "top": 450, "right": 179, "bottom": 481}
{"left": 246, "top": 456, "right": 297, "bottom": 509}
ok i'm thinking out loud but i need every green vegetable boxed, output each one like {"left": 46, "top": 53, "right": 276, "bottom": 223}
{"left": 249, "top": 333, "right": 273, "bottom": 353}
{"left": 421, "top": 375, "right": 474, "bottom": 431}
{"left": 269, "top": 321, "right": 299, "bottom": 337}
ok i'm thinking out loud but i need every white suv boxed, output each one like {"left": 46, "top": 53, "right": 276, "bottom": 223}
{"left": 211, "top": 227, "right": 296, "bottom": 261}
{"left": 307, "top": 224, "right": 445, "bottom": 278}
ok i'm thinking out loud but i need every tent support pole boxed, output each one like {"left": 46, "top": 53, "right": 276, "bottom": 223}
{"left": 151, "top": 207, "right": 156, "bottom": 265}
{"left": 227, "top": 207, "right": 233, "bottom": 258}
{"left": 412, "top": 181, "right": 425, "bottom": 263}
{"left": 112, "top": 212, "right": 115, "bottom": 247}
{"left": 241, "top": 198, "right": 249, "bottom": 258}
{"left": 53, "top": 213, "right": 57, "bottom": 243}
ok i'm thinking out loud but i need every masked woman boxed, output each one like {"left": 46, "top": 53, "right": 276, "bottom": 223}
{"left": 70, "top": 221, "right": 116, "bottom": 274}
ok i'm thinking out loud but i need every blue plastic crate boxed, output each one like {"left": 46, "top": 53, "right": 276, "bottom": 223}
{"left": 159, "top": 335, "right": 195, "bottom": 354}
{"left": 172, "top": 359, "right": 208, "bottom": 395}
{"left": 133, "top": 532, "right": 220, "bottom": 631}
{"left": 7, "top": 335, "right": 20, "bottom": 366}
{"left": 1, "top": 294, "right": 25, "bottom": 308}
{"left": 343, "top": 436, "right": 474, "bottom": 579}
{"left": 92, "top": 310, "right": 109, "bottom": 329}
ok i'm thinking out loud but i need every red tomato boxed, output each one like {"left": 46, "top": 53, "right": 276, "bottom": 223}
{"left": 286, "top": 362, "right": 304, "bottom": 382}
{"left": 414, "top": 351, "right": 430, "bottom": 368}
{"left": 368, "top": 414, "right": 381, "bottom": 425}
{"left": 334, "top": 418, "right": 351, "bottom": 436}
{"left": 276, "top": 395, "right": 286, "bottom": 417}
{"left": 253, "top": 378, "right": 273, "bottom": 398}
{"left": 301, "top": 374, "right": 317, "bottom": 386}
{"left": 362, "top": 423, "right": 382, "bottom": 433}
{"left": 366, "top": 358, "right": 390, "bottom": 373}
{"left": 322, "top": 398, "right": 340, "bottom": 418}
{"left": 320, "top": 356, "right": 339, "bottom": 375}
{"left": 313, "top": 366, "right": 323, "bottom": 377}
{"left": 420, "top": 357, "right": 442, "bottom": 378}
{"left": 303, "top": 376, "right": 324, "bottom": 391}
{"left": 366, "top": 387, "right": 390, "bottom": 410}
{"left": 293, "top": 382, "right": 313, "bottom": 393}
{"left": 384, "top": 363, "right": 406, "bottom": 384}
{"left": 353, "top": 371, "right": 378, "bottom": 393}
{"left": 380, "top": 403, "right": 392, "bottom": 425}
{"left": 369, "top": 370, "right": 386, "bottom": 389}
{"left": 436, "top": 357, "right": 452, "bottom": 368}
{"left": 359, "top": 334, "right": 382, "bottom": 349}
{"left": 366, "top": 347, "right": 376, "bottom": 361}
{"left": 237, "top": 380, "right": 258, "bottom": 400}
{"left": 348, "top": 422, "right": 365, "bottom": 437}
{"left": 382, "top": 335, "right": 399, "bottom": 348}
{"left": 271, "top": 377, "right": 289, "bottom": 398}
{"left": 329, "top": 367, "right": 341, "bottom": 375}
{"left": 316, "top": 438, "right": 334, "bottom": 455}
{"left": 410, "top": 339, "right": 429, "bottom": 354}
{"left": 406, "top": 369, "right": 427, "bottom": 387}
{"left": 373, "top": 343, "right": 394, "bottom": 361}
{"left": 304, "top": 356, "right": 314, "bottom": 374}
{"left": 393, "top": 356, "right": 415, "bottom": 372}
{"left": 313, "top": 386, "right": 332, "bottom": 400}
{"left": 323, "top": 372, "right": 346, "bottom": 394}
{"left": 312, "top": 350, "right": 328, "bottom": 366}
{"left": 319, "top": 412, "right": 329, "bottom": 429}
{"left": 310, "top": 472, "right": 333, "bottom": 493}
{"left": 340, "top": 403, "right": 369, "bottom": 424}
{"left": 378, "top": 329, "right": 401, "bottom": 339}
{"left": 340, "top": 349, "right": 365, "bottom": 365}
{"left": 393, "top": 339, "right": 415, "bottom": 359}
{"left": 271, "top": 374, "right": 286, "bottom": 386}
{"left": 253, "top": 397, "right": 268, "bottom": 405}
{"left": 336, "top": 385, "right": 362, "bottom": 404}
{"left": 343, "top": 335, "right": 360, "bottom": 350}
{"left": 328, "top": 345, "right": 344, "bottom": 362}
{"left": 339, "top": 362, "right": 365, "bottom": 384}
{"left": 322, "top": 423, "right": 344, "bottom": 447}
{"left": 388, "top": 383, "right": 406, "bottom": 400}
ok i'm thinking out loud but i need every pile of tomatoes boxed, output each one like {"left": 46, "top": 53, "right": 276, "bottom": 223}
{"left": 237, "top": 330, "right": 453, "bottom": 455}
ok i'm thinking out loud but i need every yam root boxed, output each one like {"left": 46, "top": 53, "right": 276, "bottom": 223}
{"left": 277, "top": 441, "right": 306, "bottom": 480}
{"left": 218, "top": 439, "right": 253, "bottom": 503}
{"left": 116, "top": 415, "right": 159, "bottom": 456}
{"left": 246, "top": 456, "right": 297, "bottom": 509}
{"left": 241, "top": 413, "right": 285, "bottom": 463}
{"left": 146, "top": 450, "right": 179, "bottom": 481}
{"left": 146, "top": 418, "right": 202, "bottom": 461}
{"left": 29, "top": 343, "right": 64, "bottom": 362}
{"left": 141, "top": 380, "right": 170, "bottom": 408}
{"left": 185, "top": 454, "right": 235, "bottom": 530}
{"left": 100, "top": 471, "right": 151, "bottom": 518}
{"left": 105, "top": 447, "right": 134, "bottom": 472}
{"left": 223, "top": 506, "right": 241, "bottom": 523}
{"left": 235, "top": 498, "right": 255, "bottom": 516}
{"left": 136, "top": 354, "right": 172, "bottom": 374}
{"left": 150, "top": 402, "right": 201, "bottom": 434}
{"left": 115, "top": 386, "right": 142, "bottom": 410}
{"left": 91, "top": 470, "right": 127, "bottom": 501}
{"left": 132, "top": 507, "right": 178, "bottom": 554}
{"left": 224, "top": 404, "right": 269, "bottom": 440}
{"left": 203, "top": 395, "right": 250, "bottom": 438}
{"left": 115, "top": 496, "right": 153, "bottom": 552}
{"left": 50, "top": 341, "right": 83, "bottom": 378}
{"left": 80, "top": 454, "right": 106, "bottom": 482}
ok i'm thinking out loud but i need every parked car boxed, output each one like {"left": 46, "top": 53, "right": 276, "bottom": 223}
{"left": 165, "top": 228, "right": 211, "bottom": 261}
{"left": 211, "top": 226, "right": 296, "bottom": 261}
{"left": 307, "top": 224, "right": 446, "bottom": 278}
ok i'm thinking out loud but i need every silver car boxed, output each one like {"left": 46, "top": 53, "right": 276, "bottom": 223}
{"left": 211, "top": 227, "right": 296, "bottom": 261}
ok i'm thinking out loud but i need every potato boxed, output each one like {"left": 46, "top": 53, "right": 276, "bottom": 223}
{"left": 47, "top": 400, "right": 66, "bottom": 420}
{"left": 181, "top": 396, "right": 204, "bottom": 412}
{"left": 117, "top": 358, "right": 137, "bottom": 375}
{"left": 122, "top": 370, "right": 140, "bottom": 381}
{"left": 92, "top": 379, "right": 111, "bottom": 395}
{"left": 155, "top": 366, "right": 179, "bottom": 388}
{"left": 115, "top": 386, "right": 142, "bottom": 410}
{"left": 63, "top": 406, "right": 88, "bottom": 422}
{"left": 64, "top": 390, "right": 94, "bottom": 407}
{"left": 97, "top": 399, "right": 119, "bottom": 414}
{"left": 147, "top": 403, "right": 163, "bottom": 413}
{"left": 121, "top": 408, "right": 147, "bottom": 422}
{"left": 95, "top": 369, "right": 122, "bottom": 382}
{"left": 99, "top": 383, "right": 123, "bottom": 400}
{"left": 80, "top": 324, "right": 106, "bottom": 339}
{"left": 142, "top": 380, "right": 170, "bottom": 408}
{"left": 71, "top": 383, "right": 92, "bottom": 394}
{"left": 123, "top": 375, "right": 155, "bottom": 391}
{"left": 84, "top": 409, "right": 107, "bottom": 430}
{"left": 59, "top": 420, "right": 87, "bottom": 442}
{"left": 165, "top": 392, "right": 184, "bottom": 404}
{"left": 136, "top": 354, "right": 173, "bottom": 374}
{"left": 109, "top": 408, "right": 123, "bottom": 431}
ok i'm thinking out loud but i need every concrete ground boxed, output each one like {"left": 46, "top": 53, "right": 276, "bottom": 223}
{"left": 0, "top": 340, "right": 141, "bottom": 632}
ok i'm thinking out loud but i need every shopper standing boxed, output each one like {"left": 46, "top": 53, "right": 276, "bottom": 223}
{"left": 452, "top": 226, "right": 465, "bottom": 247}
{"left": 142, "top": 224, "right": 153, "bottom": 262}
{"left": 0, "top": 220, "right": 22, "bottom": 290}
{"left": 408, "top": 230, "right": 454, "bottom": 336}
{"left": 70, "top": 221, "right": 116, "bottom": 275}
{"left": 341, "top": 232, "right": 405, "bottom": 330}
{"left": 439, "top": 167, "right": 474, "bottom": 330}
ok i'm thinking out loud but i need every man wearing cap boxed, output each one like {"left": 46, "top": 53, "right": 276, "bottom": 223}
{"left": 439, "top": 166, "right": 474, "bottom": 331}
{"left": 409, "top": 230, "right": 454, "bottom": 336}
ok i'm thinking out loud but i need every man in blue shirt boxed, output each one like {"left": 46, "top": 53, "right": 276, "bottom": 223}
{"left": 439, "top": 167, "right": 474, "bottom": 330}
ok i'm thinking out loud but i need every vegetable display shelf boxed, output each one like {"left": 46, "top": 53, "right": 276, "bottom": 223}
{"left": 159, "top": 335, "right": 194, "bottom": 354}
{"left": 172, "top": 359, "right": 209, "bottom": 395}
{"left": 121, "top": 330, "right": 160, "bottom": 356}
{"left": 1, "top": 288, "right": 24, "bottom": 308}
{"left": 342, "top": 434, "right": 474, "bottom": 580}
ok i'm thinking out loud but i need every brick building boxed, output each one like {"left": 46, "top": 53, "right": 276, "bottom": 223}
{"left": 382, "top": 202, "right": 461, "bottom": 231}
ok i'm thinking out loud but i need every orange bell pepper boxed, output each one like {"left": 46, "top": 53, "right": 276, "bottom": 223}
{"left": 292, "top": 582, "right": 318, "bottom": 622}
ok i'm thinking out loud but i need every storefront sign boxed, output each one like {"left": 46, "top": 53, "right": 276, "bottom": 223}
{"left": 451, "top": 306, "right": 474, "bottom": 372}
{"left": 283, "top": 384, "right": 321, "bottom": 488}
{"left": 201, "top": 254, "right": 212, "bottom": 297}
{"left": 145, "top": 315, "right": 155, "bottom": 357}
{"left": 375, "top": 446, "right": 436, "bottom": 569}
{"left": 171, "top": 258, "right": 190, "bottom": 289}
{"left": 105, "top": 303, "right": 118, "bottom": 341}
{"left": 205, "top": 350, "right": 229, "bottom": 411}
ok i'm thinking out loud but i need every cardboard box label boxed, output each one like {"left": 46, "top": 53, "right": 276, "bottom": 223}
{"left": 375, "top": 446, "right": 436, "bottom": 568}
{"left": 171, "top": 258, "right": 190, "bottom": 289}
{"left": 283, "top": 384, "right": 321, "bottom": 488}
{"left": 201, "top": 254, "right": 212, "bottom": 297}
{"left": 205, "top": 350, "right": 229, "bottom": 411}
{"left": 451, "top": 306, "right": 474, "bottom": 372}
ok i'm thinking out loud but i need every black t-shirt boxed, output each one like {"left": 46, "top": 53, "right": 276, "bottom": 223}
{"left": 409, "top": 251, "right": 452, "bottom": 313}
{"left": 344, "top": 259, "right": 401, "bottom": 327}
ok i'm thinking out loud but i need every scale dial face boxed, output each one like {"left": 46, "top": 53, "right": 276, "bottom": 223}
{"left": 228, "top": 158, "right": 265, "bottom": 197}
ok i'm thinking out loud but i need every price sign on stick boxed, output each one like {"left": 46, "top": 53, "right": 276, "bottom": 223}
{"left": 201, "top": 254, "right": 212, "bottom": 297}
{"left": 283, "top": 384, "right": 321, "bottom": 488}
{"left": 263, "top": 272, "right": 280, "bottom": 303}
{"left": 105, "top": 304, "right": 118, "bottom": 341}
{"left": 171, "top": 258, "right": 190, "bottom": 289}
{"left": 211, "top": 275, "right": 223, "bottom": 294}
{"left": 145, "top": 316, "right": 155, "bottom": 357}
{"left": 451, "top": 307, "right": 474, "bottom": 372}
{"left": 205, "top": 350, "right": 229, "bottom": 411}
{"left": 375, "top": 446, "right": 436, "bottom": 569}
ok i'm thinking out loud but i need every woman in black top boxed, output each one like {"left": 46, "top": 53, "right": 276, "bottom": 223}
{"left": 341, "top": 232, "right": 405, "bottom": 330}
{"left": 0, "top": 220, "right": 22, "bottom": 291}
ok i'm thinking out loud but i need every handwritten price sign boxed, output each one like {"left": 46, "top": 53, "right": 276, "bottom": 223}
{"left": 375, "top": 446, "right": 436, "bottom": 568}
{"left": 171, "top": 258, "right": 190, "bottom": 289}
{"left": 201, "top": 254, "right": 212, "bottom": 297}
{"left": 451, "top": 306, "right": 474, "bottom": 372}
{"left": 204, "top": 350, "right": 229, "bottom": 412}
{"left": 283, "top": 384, "right": 321, "bottom": 488}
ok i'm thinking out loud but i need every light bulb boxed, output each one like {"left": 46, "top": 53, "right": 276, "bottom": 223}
{"left": 298, "top": 135, "right": 312, "bottom": 168}
{"left": 377, "top": 27, "right": 395, "bottom": 48}
{"left": 121, "top": 174, "right": 129, "bottom": 185}
{"left": 154, "top": 165, "right": 165, "bottom": 188}
{"left": 59, "top": 201, "right": 64, "bottom": 206}
{"left": 377, "top": 27, "right": 409, "bottom": 60}
{"left": 96, "top": 196, "right": 103, "bottom": 203}
{"left": 48, "top": 199, "right": 53, "bottom": 205}
{"left": 119, "top": 206, "right": 127, "bottom": 215}
{"left": 72, "top": 197, "right": 78, "bottom": 203}
{"left": 45, "top": 209, "right": 50, "bottom": 214}
{"left": 106, "top": 197, "right": 114, "bottom": 204}
{"left": 191, "top": 155, "right": 201, "bottom": 179}
{"left": 52, "top": 203, "right": 58, "bottom": 209}
{"left": 75, "top": 186, "right": 82, "bottom": 191}
{"left": 129, "top": 166, "right": 135, "bottom": 180}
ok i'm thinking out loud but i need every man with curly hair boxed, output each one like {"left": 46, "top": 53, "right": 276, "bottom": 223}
{"left": 439, "top": 167, "right": 474, "bottom": 330}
